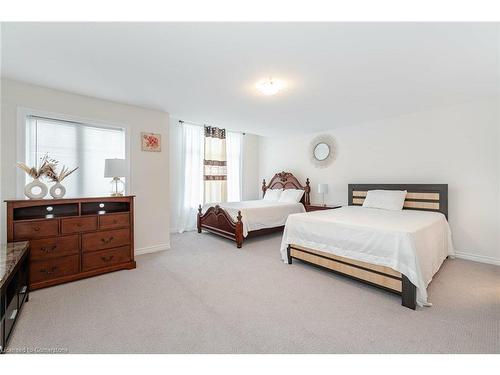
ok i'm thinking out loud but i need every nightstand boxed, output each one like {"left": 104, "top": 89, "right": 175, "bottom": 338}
{"left": 305, "top": 205, "right": 342, "bottom": 212}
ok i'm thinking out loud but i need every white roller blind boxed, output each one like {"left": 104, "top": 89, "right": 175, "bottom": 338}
{"left": 26, "top": 116, "right": 126, "bottom": 197}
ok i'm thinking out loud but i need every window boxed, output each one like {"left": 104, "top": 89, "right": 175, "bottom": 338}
{"left": 26, "top": 115, "right": 126, "bottom": 197}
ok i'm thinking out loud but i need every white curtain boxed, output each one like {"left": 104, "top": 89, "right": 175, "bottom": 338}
{"left": 178, "top": 123, "right": 204, "bottom": 233}
{"left": 226, "top": 132, "right": 242, "bottom": 202}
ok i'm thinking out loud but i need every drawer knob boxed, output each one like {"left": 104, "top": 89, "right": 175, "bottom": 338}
{"left": 101, "top": 236, "right": 114, "bottom": 244}
{"left": 101, "top": 255, "right": 114, "bottom": 262}
{"left": 113, "top": 220, "right": 118, "bottom": 224}
{"left": 41, "top": 266, "right": 58, "bottom": 275}
{"left": 33, "top": 226, "right": 41, "bottom": 232}
{"left": 76, "top": 223, "right": 83, "bottom": 227}
{"left": 41, "top": 245, "right": 57, "bottom": 253}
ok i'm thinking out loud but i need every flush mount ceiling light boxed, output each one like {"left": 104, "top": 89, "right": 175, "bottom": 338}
{"left": 255, "top": 78, "right": 287, "bottom": 96}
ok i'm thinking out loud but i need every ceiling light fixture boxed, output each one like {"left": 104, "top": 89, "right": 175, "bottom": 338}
{"left": 255, "top": 77, "right": 286, "bottom": 96}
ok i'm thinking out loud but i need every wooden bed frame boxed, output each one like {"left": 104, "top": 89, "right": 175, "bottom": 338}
{"left": 287, "top": 184, "right": 448, "bottom": 310}
{"left": 197, "top": 171, "right": 310, "bottom": 248}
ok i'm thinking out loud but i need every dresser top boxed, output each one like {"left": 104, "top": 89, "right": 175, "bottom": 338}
{"left": 4, "top": 195, "right": 135, "bottom": 203}
{"left": 0, "top": 241, "right": 29, "bottom": 289}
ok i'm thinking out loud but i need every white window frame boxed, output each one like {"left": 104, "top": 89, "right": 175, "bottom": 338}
{"left": 16, "top": 107, "right": 131, "bottom": 198}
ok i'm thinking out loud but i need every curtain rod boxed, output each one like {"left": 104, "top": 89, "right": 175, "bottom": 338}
{"left": 178, "top": 119, "right": 245, "bottom": 135}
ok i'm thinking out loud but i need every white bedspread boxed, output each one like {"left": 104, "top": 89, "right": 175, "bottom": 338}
{"left": 203, "top": 200, "right": 305, "bottom": 237}
{"left": 280, "top": 206, "right": 454, "bottom": 306}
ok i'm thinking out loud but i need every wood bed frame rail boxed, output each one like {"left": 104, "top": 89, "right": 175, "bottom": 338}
{"left": 287, "top": 245, "right": 417, "bottom": 309}
{"left": 198, "top": 171, "right": 310, "bottom": 248}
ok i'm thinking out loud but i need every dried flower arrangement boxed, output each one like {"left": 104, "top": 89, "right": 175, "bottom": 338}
{"left": 17, "top": 154, "right": 78, "bottom": 182}
{"left": 16, "top": 154, "right": 59, "bottom": 179}
{"left": 45, "top": 164, "right": 78, "bottom": 183}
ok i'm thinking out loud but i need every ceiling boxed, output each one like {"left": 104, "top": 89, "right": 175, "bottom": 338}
{"left": 1, "top": 22, "right": 498, "bottom": 136}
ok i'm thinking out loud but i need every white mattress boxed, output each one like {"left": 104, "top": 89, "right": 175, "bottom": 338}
{"left": 203, "top": 200, "right": 305, "bottom": 237}
{"left": 280, "top": 206, "right": 454, "bottom": 306}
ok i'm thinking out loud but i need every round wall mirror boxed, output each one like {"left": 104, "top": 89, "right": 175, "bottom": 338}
{"left": 309, "top": 134, "right": 335, "bottom": 168}
{"left": 313, "top": 143, "right": 330, "bottom": 161}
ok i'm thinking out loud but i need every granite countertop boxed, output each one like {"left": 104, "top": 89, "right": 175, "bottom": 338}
{"left": 0, "top": 241, "right": 29, "bottom": 289}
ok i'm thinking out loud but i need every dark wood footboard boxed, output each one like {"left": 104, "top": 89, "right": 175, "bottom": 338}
{"left": 198, "top": 205, "right": 244, "bottom": 248}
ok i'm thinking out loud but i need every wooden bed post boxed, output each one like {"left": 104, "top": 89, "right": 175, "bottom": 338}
{"left": 304, "top": 178, "right": 311, "bottom": 205}
{"left": 262, "top": 179, "right": 267, "bottom": 198}
{"left": 401, "top": 275, "right": 417, "bottom": 310}
{"left": 235, "top": 211, "right": 244, "bottom": 248}
{"left": 197, "top": 205, "right": 202, "bottom": 233}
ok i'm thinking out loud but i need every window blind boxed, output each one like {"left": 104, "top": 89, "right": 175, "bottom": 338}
{"left": 26, "top": 115, "right": 126, "bottom": 197}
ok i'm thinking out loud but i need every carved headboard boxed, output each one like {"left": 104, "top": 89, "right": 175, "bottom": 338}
{"left": 262, "top": 171, "right": 311, "bottom": 205}
{"left": 348, "top": 184, "right": 448, "bottom": 218}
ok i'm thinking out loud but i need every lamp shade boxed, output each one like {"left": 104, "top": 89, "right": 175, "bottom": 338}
{"left": 104, "top": 159, "right": 127, "bottom": 178}
{"left": 317, "top": 183, "right": 329, "bottom": 194}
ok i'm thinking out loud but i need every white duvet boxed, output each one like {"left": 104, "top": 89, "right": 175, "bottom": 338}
{"left": 203, "top": 200, "right": 305, "bottom": 237}
{"left": 280, "top": 206, "right": 454, "bottom": 306}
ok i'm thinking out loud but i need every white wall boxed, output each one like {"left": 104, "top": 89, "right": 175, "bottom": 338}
{"left": 168, "top": 118, "right": 183, "bottom": 233}
{"left": 242, "top": 133, "right": 261, "bottom": 200}
{"left": 259, "top": 99, "right": 500, "bottom": 264}
{"left": 168, "top": 118, "right": 260, "bottom": 232}
{"left": 1, "top": 79, "right": 170, "bottom": 254}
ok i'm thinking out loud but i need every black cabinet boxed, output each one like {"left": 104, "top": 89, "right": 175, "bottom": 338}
{"left": 1, "top": 242, "right": 29, "bottom": 354}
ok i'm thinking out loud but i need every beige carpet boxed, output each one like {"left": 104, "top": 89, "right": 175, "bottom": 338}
{"left": 7, "top": 232, "right": 500, "bottom": 353}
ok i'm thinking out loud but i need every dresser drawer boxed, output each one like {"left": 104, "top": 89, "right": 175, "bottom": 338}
{"left": 99, "top": 213, "right": 130, "bottom": 230}
{"left": 82, "top": 228, "right": 130, "bottom": 252}
{"left": 61, "top": 216, "right": 97, "bottom": 234}
{"left": 30, "top": 255, "right": 80, "bottom": 284}
{"left": 13, "top": 220, "right": 58, "bottom": 240}
{"left": 82, "top": 246, "right": 131, "bottom": 271}
{"left": 30, "top": 235, "right": 79, "bottom": 260}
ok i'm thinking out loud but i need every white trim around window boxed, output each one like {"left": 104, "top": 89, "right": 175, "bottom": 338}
{"left": 16, "top": 107, "right": 131, "bottom": 198}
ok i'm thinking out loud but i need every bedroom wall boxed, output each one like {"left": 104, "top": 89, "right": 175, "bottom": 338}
{"left": 259, "top": 98, "right": 500, "bottom": 265}
{"left": 168, "top": 118, "right": 260, "bottom": 232}
{"left": 0, "top": 79, "right": 170, "bottom": 254}
{"left": 242, "top": 133, "right": 261, "bottom": 200}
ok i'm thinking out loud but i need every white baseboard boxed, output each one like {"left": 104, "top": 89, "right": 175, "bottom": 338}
{"left": 135, "top": 243, "right": 170, "bottom": 256}
{"left": 454, "top": 251, "right": 500, "bottom": 266}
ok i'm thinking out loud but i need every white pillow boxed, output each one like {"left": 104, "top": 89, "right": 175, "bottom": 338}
{"left": 263, "top": 188, "right": 283, "bottom": 202}
{"left": 278, "top": 189, "right": 305, "bottom": 203}
{"left": 362, "top": 190, "right": 407, "bottom": 211}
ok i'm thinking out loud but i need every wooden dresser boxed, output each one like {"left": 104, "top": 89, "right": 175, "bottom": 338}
{"left": 5, "top": 196, "right": 135, "bottom": 290}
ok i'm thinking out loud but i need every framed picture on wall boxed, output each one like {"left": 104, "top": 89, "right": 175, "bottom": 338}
{"left": 141, "top": 132, "right": 161, "bottom": 152}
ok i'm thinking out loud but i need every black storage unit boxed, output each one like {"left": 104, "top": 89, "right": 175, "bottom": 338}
{"left": 1, "top": 242, "right": 29, "bottom": 353}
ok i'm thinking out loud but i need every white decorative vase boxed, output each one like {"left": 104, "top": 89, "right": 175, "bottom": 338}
{"left": 49, "top": 182, "right": 66, "bottom": 199}
{"left": 24, "top": 178, "right": 48, "bottom": 199}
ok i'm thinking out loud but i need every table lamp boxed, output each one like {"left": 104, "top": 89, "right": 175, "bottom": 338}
{"left": 317, "top": 183, "right": 328, "bottom": 206}
{"left": 104, "top": 158, "right": 126, "bottom": 196}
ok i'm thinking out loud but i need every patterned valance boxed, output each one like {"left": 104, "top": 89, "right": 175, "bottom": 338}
{"left": 205, "top": 126, "right": 226, "bottom": 139}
